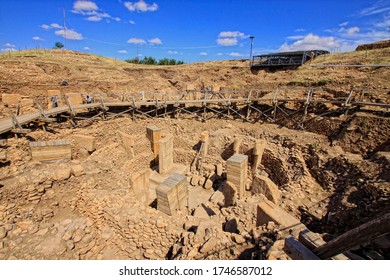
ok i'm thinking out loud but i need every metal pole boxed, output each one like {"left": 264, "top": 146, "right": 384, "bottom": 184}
{"left": 249, "top": 36, "right": 254, "bottom": 67}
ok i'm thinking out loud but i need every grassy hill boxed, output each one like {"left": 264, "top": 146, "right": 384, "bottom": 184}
{"left": 0, "top": 44, "right": 389, "bottom": 102}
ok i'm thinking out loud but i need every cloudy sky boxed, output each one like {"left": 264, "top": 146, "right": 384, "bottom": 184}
{"left": 0, "top": 0, "right": 389, "bottom": 62}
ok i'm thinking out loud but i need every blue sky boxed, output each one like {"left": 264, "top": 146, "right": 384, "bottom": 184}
{"left": 0, "top": 0, "right": 389, "bottom": 62}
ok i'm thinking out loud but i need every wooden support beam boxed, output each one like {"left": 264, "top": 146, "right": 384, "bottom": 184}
{"left": 298, "top": 229, "right": 349, "bottom": 260}
{"left": 64, "top": 95, "right": 75, "bottom": 116}
{"left": 39, "top": 117, "right": 56, "bottom": 123}
{"left": 272, "top": 89, "right": 278, "bottom": 120}
{"left": 35, "top": 99, "right": 48, "bottom": 120}
{"left": 313, "top": 212, "right": 390, "bottom": 259}
{"left": 301, "top": 89, "right": 312, "bottom": 126}
{"left": 11, "top": 128, "right": 32, "bottom": 134}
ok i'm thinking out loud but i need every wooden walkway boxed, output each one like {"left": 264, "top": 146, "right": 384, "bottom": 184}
{"left": 1, "top": 91, "right": 389, "bottom": 136}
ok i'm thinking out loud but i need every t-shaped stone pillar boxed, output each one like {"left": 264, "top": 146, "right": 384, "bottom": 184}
{"left": 158, "top": 134, "right": 174, "bottom": 175}
{"left": 226, "top": 153, "right": 248, "bottom": 199}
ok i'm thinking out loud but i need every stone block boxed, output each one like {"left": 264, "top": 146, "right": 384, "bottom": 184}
{"left": 186, "top": 84, "right": 195, "bottom": 91}
{"left": 130, "top": 169, "right": 150, "bottom": 207}
{"left": 252, "top": 139, "right": 267, "bottom": 173}
{"left": 47, "top": 90, "right": 61, "bottom": 96}
{"left": 216, "top": 163, "right": 223, "bottom": 176}
{"left": 199, "top": 131, "right": 209, "bottom": 158}
{"left": 146, "top": 126, "right": 161, "bottom": 144}
{"left": 73, "top": 134, "right": 96, "bottom": 152}
{"left": 2, "top": 93, "right": 22, "bottom": 105}
{"left": 256, "top": 199, "right": 306, "bottom": 237}
{"left": 118, "top": 131, "right": 135, "bottom": 159}
{"left": 251, "top": 175, "right": 281, "bottom": 204}
{"left": 222, "top": 181, "right": 237, "bottom": 207}
{"left": 233, "top": 138, "right": 242, "bottom": 154}
{"left": 146, "top": 126, "right": 161, "bottom": 163}
{"left": 284, "top": 236, "right": 320, "bottom": 260}
{"left": 65, "top": 93, "right": 83, "bottom": 105}
{"left": 30, "top": 140, "right": 71, "bottom": 162}
{"left": 20, "top": 98, "right": 34, "bottom": 107}
{"left": 212, "top": 86, "right": 221, "bottom": 92}
{"left": 203, "top": 179, "right": 213, "bottom": 190}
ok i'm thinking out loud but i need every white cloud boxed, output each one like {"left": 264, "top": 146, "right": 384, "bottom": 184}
{"left": 199, "top": 52, "right": 208, "bottom": 56}
{"left": 294, "top": 28, "right": 305, "bottom": 32}
{"left": 124, "top": 0, "right": 158, "bottom": 12}
{"left": 72, "top": 1, "right": 120, "bottom": 22}
{"left": 217, "top": 53, "right": 223, "bottom": 56}
{"left": 287, "top": 35, "right": 305, "bottom": 40}
{"left": 73, "top": 0, "right": 98, "bottom": 12}
{"left": 279, "top": 33, "right": 340, "bottom": 52}
{"left": 83, "top": 46, "right": 90, "bottom": 50}
{"left": 40, "top": 24, "right": 50, "bottom": 30}
{"left": 168, "top": 50, "right": 178, "bottom": 54}
{"left": 148, "top": 38, "right": 162, "bottom": 45}
{"left": 1, "top": 48, "right": 17, "bottom": 52}
{"left": 217, "top": 30, "right": 248, "bottom": 46}
{"left": 359, "top": 2, "right": 390, "bottom": 16}
{"left": 229, "top": 52, "right": 244, "bottom": 57}
{"left": 55, "top": 29, "right": 83, "bottom": 40}
{"left": 86, "top": 15, "right": 102, "bottom": 21}
{"left": 40, "top": 23, "right": 62, "bottom": 30}
{"left": 4, "top": 43, "right": 15, "bottom": 47}
{"left": 51, "top": 23, "right": 62, "bottom": 29}
{"left": 32, "top": 36, "right": 44, "bottom": 41}
{"left": 218, "top": 31, "right": 246, "bottom": 38}
{"left": 216, "top": 37, "right": 237, "bottom": 46}
{"left": 339, "top": 21, "right": 349, "bottom": 27}
{"left": 118, "top": 50, "right": 128, "bottom": 53}
{"left": 346, "top": 27, "right": 360, "bottom": 36}
{"left": 375, "top": 17, "right": 390, "bottom": 28}
{"left": 127, "top": 38, "right": 146, "bottom": 44}
{"left": 129, "top": 20, "right": 136, "bottom": 24}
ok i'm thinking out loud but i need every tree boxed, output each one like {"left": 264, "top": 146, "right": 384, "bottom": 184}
{"left": 54, "top": 42, "right": 64, "bottom": 49}
{"left": 125, "top": 56, "right": 185, "bottom": 65}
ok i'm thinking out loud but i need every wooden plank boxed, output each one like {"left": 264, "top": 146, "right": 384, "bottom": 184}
{"left": 298, "top": 229, "right": 349, "bottom": 260}
{"left": 11, "top": 128, "right": 32, "bottom": 134}
{"left": 313, "top": 212, "right": 390, "bottom": 259}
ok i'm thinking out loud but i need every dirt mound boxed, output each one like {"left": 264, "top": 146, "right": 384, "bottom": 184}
{"left": 1, "top": 45, "right": 389, "bottom": 101}
{"left": 356, "top": 40, "right": 390, "bottom": 51}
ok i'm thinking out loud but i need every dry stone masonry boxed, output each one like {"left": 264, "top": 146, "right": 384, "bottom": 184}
{"left": 226, "top": 153, "right": 248, "bottom": 199}
{"left": 30, "top": 140, "right": 71, "bottom": 162}
{"left": 146, "top": 125, "right": 161, "bottom": 165}
{"left": 158, "top": 134, "right": 174, "bottom": 175}
{"left": 156, "top": 173, "right": 189, "bottom": 215}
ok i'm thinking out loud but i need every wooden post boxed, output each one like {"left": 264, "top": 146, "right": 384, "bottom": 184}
{"left": 273, "top": 89, "right": 278, "bottom": 120}
{"left": 301, "top": 89, "right": 312, "bottom": 126}
{"left": 313, "top": 212, "right": 390, "bottom": 259}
